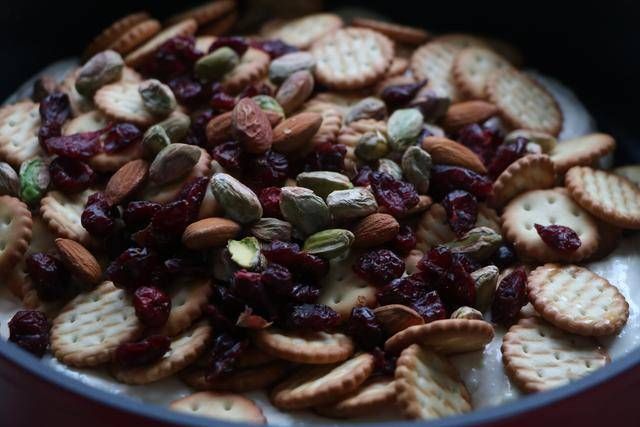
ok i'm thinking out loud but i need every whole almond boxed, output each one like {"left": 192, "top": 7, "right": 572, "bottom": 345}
{"left": 276, "top": 70, "right": 314, "bottom": 115}
{"left": 105, "top": 159, "right": 148, "bottom": 205}
{"left": 206, "top": 111, "right": 233, "bottom": 145}
{"left": 55, "top": 238, "right": 102, "bottom": 285}
{"left": 422, "top": 136, "right": 487, "bottom": 174}
{"left": 441, "top": 100, "right": 498, "bottom": 132}
{"left": 232, "top": 98, "right": 273, "bottom": 154}
{"left": 272, "top": 112, "right": 323, "bottom": 154}
{"left": 373, "top": 304, "right": 424, "bottom": 335}
{"left": 352, "top": 213, "right": 400, "bottom": 248}
{"left": 182, "top": 217, "right": 242, "bottom": 250}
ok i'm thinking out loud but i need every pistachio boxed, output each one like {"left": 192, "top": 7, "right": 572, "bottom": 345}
{"left": 159, "top": 112, "right": 191, "bottom": 143}
{"left": 387, "top": 108, "right": 424, "bottom": 152}
{"left": 326, "top": 188, "right": 378, "bottom": 222}
{"left": 377, "top": 158, "right": 403, "bottom": 180}
{"left": 401, "top": 146, "right": 432, "bottom": 194}
{"left": 276, "top": 70, "right": 314, "bottom": 115}
{"left": 32, "top": 75, "right": 57, "bottom": 103}
{"left": 524, "top": 142, "right": 543, "bottom": 155}
{"left": 345, "top": 97, "right": 387, "bottom": 124}
{"left": 442, "top": 227, "right": 503, "bottom": 261}
{"left": 279, "top": 186, "right": 330, "bottom": 235}
{"left": 303, "top": 229, "right": 354, "bottom": 259}
{"left": 142, "top": 125, "right": 171, "bottom": 158}
{"left": 138, "top": 79, "right": 177, "bottom": 117}
{"left": 472, "top": 265, "right": 499, "bottom": 312}
{"left": 75, "top": 50, "right": 124, "bottom": 97}
{"left": 212, "top": 248, "right": 238, "bottom": 282}
{"left": 19, "top": 158, "right": 50, "bottom": 205}
{"left": 296, "top": 171, "right": 353, "bottom": 198}
{"left": 423, "top": 123, "right": 445, "bottom": 138}
{"left": 250, "top": 218, "right": 292, "bottom": 242}
{"left": 409, "top": 88, "right": 450, "bottom": 122}
{"left": 227, "top": 236, "right": 261, "bottom": 269}
{"left": 211, "top": 173, "right": 263, "bottom": 224}
{"left": 268, "top": 51, "right": 316, "bottom": 83}
{"left": 355, "top": 131, "right": 390, "bottom": 161}
{"left": 195, "top": 47, "right": 239, "bottom": 81}
{"left": 505, "top": 129, "right": 557, "bottom": 154}
{"left": 252, "top": 95, "right": 285, "bottom": 123}
{"left": 451, "top": 306, "right": 484, "bottom": 320}
{"left": 0, "top": 162, "right": 19, "bottom": 196}
{"left": 148, "top": 143, "right": 201, "bottom": 186}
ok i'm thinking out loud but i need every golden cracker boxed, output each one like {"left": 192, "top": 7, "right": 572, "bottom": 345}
{"left": 315, "top": 376, "right": 397, "bottom": 419}
{"left": 62, "top": 110, "right": 110, "bottom": 135}
{"left": 0, "top": 101, "right": 44, "bottom": 168}
{"left": 181, "top": 361, "right": 288, "bottom": 392}
{"left": 84, "top": 12, "right": 150, "bottom": 58}
{"left": 94, "top": 82, "right": 157, "bottom": 127}
{"left": 253, "top": 328, "right": 354, "bottom": 364}
{"left": 300, "top": 101, "right": 343, "bottom": 147}
{"left": 158, "top": 277, "right": 212, "bottom": 337}
{"left": 453, "top": 47, "right": 512, "bottom": 99}
{"left": 166, "top": 0, "right": 237, "bottom": 26}
{"left": 125, "top": 19, "right": 198, "bottom": 68}
{"left": 108, "top": 19, "right": 162, "bottom": 55}
{"left": 351, "top": 18, "right": 429, "bottom": 45}
{"left": 0, "top": 196, "right": 32, "bottom": 274}
{"left": 170, "top": 392, "right": 266, "bottom": 424}
{"left": 386, "top": 57, "right": 409, "bottom": 77}
{"left": 549, "top": 133, "right": 615, "bottom": 175}
{"left": 199, "top": 10, "right": 238, "bottom": 37}
{"left": 261, "top": 13, "right": 343, "bottom": 49}
{"left": 411, "top": 41, "right": 467, "bottom": 102}
{"left": 221, "top": 47, "right": 270, "bottom": 94}
{"left": 40, "top": 189, "right": 93, "bottom": 246}
{"left": 491, "top": 154, "right": 556, "bottom": 209}
{"left": 614, "top": 164, "right": 640, "bottom": 187}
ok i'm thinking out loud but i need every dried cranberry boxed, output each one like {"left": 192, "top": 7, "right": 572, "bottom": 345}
{"left": 262, "top": 241, "right": 329, "bottom": 278}
{"left": 289, "top": 282, "right": 321, "bottom": 303}
{"left": 244, "top": 150, "right": 288, "bottom": 190}
{"left": 133, "top": 286, "right": 171, "bottom": 328}
{"left": 81, "top": 192, "right": 117, "bottom": 237}
{"left": 237, "top": 82, "right": 272, "bottom": 99}
{"left": 352, "top": 166, "right": 373, "bottom": 186}
{"left": 442, "top": 190, "right": 478, "bottom": 236}
{"left": 377, "top": 274, "right": 447, "bottom": 322}
{"left": 123, "top": 201, "right": 161, "bottom": 231}
{"left": 39, "top": 92, "right": 70, "bottom": 128}
{"left": 392, "top": 225, "right": 417, "bottom": 255}
{"left": 213, "top": 286, "right": 246, "bottom": 320}
{"left": 106, "top": 247, "right": 164, "bottom": 290}
{"left": 115, "top": 335, "right": 171, "bottom": 367}
{"left": 258, "top": 187, "right": 282, "bottom": 218}
{"left": 534, "top": 224, "right": 582, "bottom": 253}
{"left": 38, "top": 122, "right": 62, "bottom": 148}
{"left": 164, "top": 256, "right": 207, "bottom": 277}
{"left": 457, "top": 123, "right": 503, "bottom": 166}
{"left": 430, "top": 165, "right": 493, "bottom": 201}
{"left": 209, "top": 36, "right": 249, "bottom": 56}
{"left": 205, "top": 333, "right": 248, "bottom": 379}
{"left": 418, "top": 247, "right": 476, "bottom": 309}
{"left": 487, "top": 138, "right": 527, "bottom": 179}
{"left": 262, "top": 241, "right": 300, "bottom": 263}
{"left": 169, "top": 75, "right": 204, "bottom": 107}
{"left": 44, "top": 131, "right": 103, "bottom": 159}
{"left": 49, "top": 156, "right": 95, "bottom": 193}
{"left": 380, "top": 80, "right": 427, "bottom": 109}
{"left": 491, "top": 267, "right": 528, "bottom": 325}
{"left": 285, "top": 304, "right": 340, "bottom": 331}
{"left": 102, "top": 123, "right": 142, "bottom": 153}
{"left": 147, "top": 36, "right": 202, "bottom": 79}
{"left": 345, "top": 307, "right": 384, "bottom": 350}
{"left": 8, "top": 310, "right": 50, "bottom": 357}
{"left": 210, "top": 91, "right": 237, "bottom": 111}
{"left": 25, "top": 253, "right": 70, "bottom": 301}
{"left": 369, "top": 171, "right": 419, "bottom": 217}
{"left": 304, "top": 142, "right": 346, "bottom": 173}
{"left": 490, "top": 244, "right": 517, "bottom": 269}
{"left": 261, "top": 263, "right": 292, "bottom": 292}
{"left": 354, "top": 249, "right": 405, "bottom": 286}
{"left": 371, "top": 347, "right": 397, "bottom": 374}
{"left": 230, "top": 270, "right": 275, "bottom": 318}
{"left": 150, "top": 200, "right": 192, "bottom": 244}
{"left": 212, "top": 141, "right": 241, "bottom": 170}
{"left": 251, "top": 39, "right": 298, "bottom": 58}
{"left": 176, "top": 177, "right": 209, "bottom": 221}
{"left": 185, "top": 108, "right": 215, "bottom": 146}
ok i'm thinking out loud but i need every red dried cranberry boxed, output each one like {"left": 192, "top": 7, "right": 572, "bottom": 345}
{"left": 491, "top": 267, "right": 528, "bottom": 325}
{"left": 185, "top": 108, "right": 215, "bottom": 146}
{"left": 210, "top": 91, "right": 237, "bottom": 111}
{"left": 209, "top": 36, "right": 249, "bottom": 56}
{"left": 487, "top": 137, "right": 527, "bottom": 179}
{"left": 442, "top": 190, "right": 478, "bottom": 236}
{"left": 289, "top": 282, "right": 321, "bottom": 303}
{"left": 392, "top": 224, "right": 417, "bottom": 255}
{"left": 176, "top": 177, "right": 209, "bottom": 221}
{"left": 230, "top": 270, "right": 275, "bottom": 318}
{"left": 25, "top": 253, "right": 70, "bottom": 301}
{"left": 169, "top": 76, "right": 204, "bottom": 107}
{"left": 262, "top": 240, "right": 300, "bottom": 263}
{"left": 294, "top": 252, "right": 330, "bottom": 279}
{"left": 147, "top": 36, "right": 202, "bottom": 79}
{"left": 261, "top": 263, "right": 292, "bottom": 291}
{"left": 490, "top": 244, "right": 517, "bottom": 269}
{"left": 418, "top": 247, "right": 476, "bottom": 309}
{"left": 38, "top": 122, "right": 62, "bottom": 148}
{"left": 8, "top": 310, "right": 50, "bottom": 357}
{"left": 352, "top": 165, "right": 373, "bottom": 186}
{"left": 430, "top": 165, "right": 493, "bottom": 201}
{"left": 164, "top": 256, "right": 207, "bottom": 277}
{"left": 39, "top": 92, "right": 70, "bottom": 125}
{"left": 377, "top": 274, "right": 447, "bottom": 322}
{"left": 304, "top": 142, "right": 346, "bottom": 173}
{"left": 150, "top": 200, "right": 192, "bottom": 244}
{"left": 413, "top": 290, "right": 448, "bottom": 323}
{"left": 212, "top": 141, "right": 242, "bottom": 170}
{"left": 369, "top": 171, "right": 419, "bottom": 217}
{"left": 380, "top": 80, "right": 427, "bottom": 109}
{"left": 345, "top": 307, "right": 384, "bottom": 350}
{"left": 212, "top": 286, "right": 247, "bottom": 320}
{"left": 534, "top": 223, "right": 582, "bottom": 253}
{"left": 251, "top": 39, "right": 298, "bottom": 58}
{"left": 123, "top": 201, "right": 162, "bottom": 231}
{"left": 371, "top": 347, "right": 397, "bottom": 375}
{"left": 354, "top": 249, "right": 405, "bottom": 286}
{"left": 44, "top": 130, "right": 103, "bottom": 159}
{"left": 258, "top": 187, "right": 283, "bottom": 218}
{"left": 237, "top": 82, "right": 272, "bottom": 99}
{"left": 81, "top": 192, "right": 117, "bottom": 237}
{"left": 102, "top": 123, "right": 142, "bottom": 153}
{"left": 205, "top": 333, "right": 248, "bottom": 379}
{"left": 115, "top": 335, "right": 171, "bottom": 367}
{"left": 106, "top": 247, "right": 164, "bottom": 290}
{"left": 133, "top": 286, "right": 171, "bottom": 328}
{"left": 457, "top": 123, "right": 503, "bottom": 166}
{"left": 49, "top": 156, "right": 95, "bottom": 193}
{"left": 285, "top": 304, "right": 340, "bottom": 331}
{"left": 244, "top": 150, "right": 289, "bottom": 190}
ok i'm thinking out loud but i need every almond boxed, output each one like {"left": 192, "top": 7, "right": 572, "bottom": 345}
{"left": 182, "top": 217, "right": 242, "bottom": 250}
{"left": 441, "top": 100, "right": 498, "bottom": 132}
{"left": 105, "top": 159, "right": 148, "bottom": 205}
{"left": 55, "top": 238, "right": 102, "bottom": 285}
{"left": 422, "top": 136, "right": 487, "bottom": 174}
{"left": 352, "top": 213, "right": 400, "bottom": 248}
{"left": 276, "top": 70, "right": 314, "bottom": 115}
{"left": 272, "top": 112, "right": 323, "bottom": 154}
{"left": 206, "top": 111, "right": 233, "bottom": 145}
{"left": 232, "top": 98, "right": 273, "bottom": 154}
{"left": 373, "top": 304, "right": 424, "bottom": 335}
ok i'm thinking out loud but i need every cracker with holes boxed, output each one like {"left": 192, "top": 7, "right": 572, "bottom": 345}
{"left": 124, "top": 19, "right": 198, "bottom": 68}
{"left": 181, "top": 361, "right": 289, "bottom": 392}
{"left": 40, "top": 189, "right": 93, "bottom": 246}
{"left": 501, "top": 316, "right": 610, "bottom": 393}
{"left": 62, "top": 110, "right": 110, "bottom": 135}
{"left": 528, "top": 264, "right": 629, "bottom": 336}
{"left": 351, "top": 18, "right": 429, "bottom": 45}
{"left": 170, "top": 392, "right": 266, "bottom": 424}
{"left": 395, "top": 344, "right": 471, "bottom": 419}
{"left": 385, "top": 319, "right": 494, "bottom": 355}
{"left": 487, "top": 68, "right": 563, "bottom": 135}
{"left": 0, "top": 196, "right": 32, "bottom": 275}
{"left": 199, "top": 10, "right": 238, "bottom": 37}
{"left": 108, "top": 19, "right": 161, "bottom": 56}
{"left": 0, "top": 101, "right": 44, "bottom": 168}
{"left": 221, "top": 48, "right": 270, "bottom": 94}
{"left": 549, "top": 133, "right": 616, "bottom": 175}
{"left": 271, "top": 353, "right": 374, "bottom": 410}
{"left": 453, "top": 47, "right": 513, "bottom": 100}
{"left": 261, "top": 13, "right": 343, "bottom": 49}
{"left": 315, "top": 376, "right": 397, "bottom": 418}
{"left": 166, "top": 0, "right": 237, "bottom": 26}
{"left": 614, "top": 164, "right": 640, "bottom": 186}
{"left": 300, "top": 101, "right": 343, "bottom": 147}
{"left": 565, "top": 166, "right": 640, "bottom": 229}
{"left": 311, "top": 28, "right": 394, "bottom": 90}
{"left": 50, "top": 281, "right": 144, "bottom": 367}
{"left": 253, "top": 328, "right": 354, "bottom": 364}
{"left": 84, "top": 12, "right": 151, "bottom": 58}
{"left": 491, "top": 154, "right": 556, "bottom": 208}
{"left": 501, "top": 188, "right": 598, "bottom": 262}
{"left": 158, "top": 278, "right": 212, "bottom": 337}
{"left": 94, "top": 82, "right": 157, "bottom": 127}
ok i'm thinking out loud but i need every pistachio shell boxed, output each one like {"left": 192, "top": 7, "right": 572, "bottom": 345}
{"left": 138, "top": 79, "right": 177, "bottom": 117}
{"left": 377, "top": 158, "right": 403, "bottom": 180}
{"left": 355, "top": 131, "right": 389, "bottom": 161}
{"left": 303, "top": 229, "right": 354, "bottom": 259}
{"left": 212, "top": 248, "right": 238, "bottom": 282}
{"left": 195, "top": 47, "right": 240, "bottom": 81}
{"left": 211, "top": 173, "right": 263, "bottom": 224}
{"left": 275, "top": 70, "right": 314, "bottom": 115}
{"left": 387, "top": 108, "right": 424, "bottom": 152}
{"left": 268, "top": 51, "right": 316, "bottom": 83}
{"left": 326, "top": 187, "right": 378, "bottom": 222}
{"left": 472, "top": 265, "right": 499, "bottom": 312}
{"left": 409, "top": 88, "right": 450, "bottom": 122}
{"left": 158, "top": 112, "right": 191, "bottom": 143}
{"left": 279, "top": 186, "right": 330, "bottom": 235}
{"left": 227, "top": 236, "right": 261, "bottom": 269}
{"left": 75, "top": 50, "right": 124, "bottom": 97}
{"left": 0, "top": 161, "right": 19, "bottom": 196}
{"left": 19, "top": 158, "right": 49, "bottom": 205}
{"left": 249, "top": 218, "right": 292, "bottom": 242}
{"left": 252, "top": 95, "right": 285, "bottom": 122}
{"left": 296, "top": 171, "right": 353, "bottom": 198}
{"left": 441, "top": 226, "right": 503, "bottom": 261}
{"left": 401, "top": 146, "right": 432, "bottom": 194}
{"left": 345, "top": 97, "right": 387, "bottom": 124}
{"left": 142, "top": 125, "right": 171, "bottom": 158}
{"left": 148, "top": 143, "right": 201, "bottom": 186}
{"left": 451, "top": 306, "right": 483, "bottom": 320}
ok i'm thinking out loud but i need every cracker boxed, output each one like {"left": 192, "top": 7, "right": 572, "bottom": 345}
{"left": 311, "top": 28, "right": 394, "bottom": 90}
{"left": 112, "top": 321, "right": 212, "bottom": 384}
{"left": 50, "top": 281, "right": 143, "bottom": 367}
{"left": 395, "top": 344, "right": 471, "bottom": 419}
{"left": 195, "top": 36, "right": 216, "bottom": 53}
{"left": 549, "top": 133, "right": 616, "bottom": 175}
{"left": 486, "top": 68, "right": 563, "bottom": 135}
{"left": 158, "top": 277, "right": 212, "bottom": 337}
{"left": 501, "top": 316, "right": 610, "bottom": 393}
{"left": 565, "top": 166, "right": 640, "bottom": 229}
{"left": 386, "top": 57, "right": 409, "bottom": 77}
{"left": 385, "top": 319, "right": 494, "bottom": 355}
{"left": 0, "top": 196, "right": 32, "bottom": 275}
{"left": 108, "top": 19, "right": 162, "bottom": 55}
{"left": 40, "top": 189, "right": 93, "bottom": 246}
{"left": 84, "top": 12, "right": 150, "bottom": 58}
{"left": 501, "top": 188, "right": 599, "bottom": 262}
{"left": 166, "top": 0, "right": 237, "bottom": 26}
{"left": 315, "top": 376, "right": 396, "bottom": 418}
{"left": 351, "top": 18, "right": 429, "bottom": 45}
{"left": 300, "top": 101, "right": 343, "bottom": 147}
{"left": 221, "top": 47, "right": 270, "bottom": 94}
{"left": 271, "top": 353, "right": 374, "bottom": 410}
{"left": 181, "top": 361, "right": 288, "bottom": 392}
{"left": 199, "top": 10, "right": 239, "bottom": 37}
{"left": 491, "top": 154, "right": 556, "bottom": 209}
{"left": 89, "top": 142, "right": 145, "bottom": 173}
{"left": 0, "top": 101, "right": 44, "bottom": 168}
{"left": 411, "top": 41, "right": 467, "bottom": 102}
{"left": 62, "top": 110, "right": 110, "bottom": 135}
{"left": 261, "top": 13, "right": 343, "bottom": 49}
{"left": 253, "top": 328, "right": 354, "bottom": 364}
{"left": 432, "top": 33, "right": 489, "bottom": 49}
{"left": 614, "top": 164, "right": 640, "bottom": 187}
{"left": 170, "top": 392, "right": 266, "bottom": 424}
{"left": 452, "top": 47, "right": 512, "bottom": 99}
{"left": 94, "top": 82, "right": 157, "bottom": 127}
{"left": 125, "top": 19, "right": 198, "bottom": 68}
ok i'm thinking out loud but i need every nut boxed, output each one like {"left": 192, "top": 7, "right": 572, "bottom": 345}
{"left": 352, "top": 213, "right": 400, "bottom": 248}
{"left": 275, "top": 70, "right": 314, "bottom": 115}
{"left": 401, "top": 146, "right": 432, "bottom": 194}
{"left": 138, "top": 79, "right": 177, "bottom": 117}
{"left": 441, "top": 226, "right": 503, "bottom": 261}
{"left": 422, "top": 136, "right": 487, "bottom": 174}
{"left": 232, "top": 98, "right": 273, "bottom": 154}
{"left": 409, "top": 87, "right": 450, "bottom": 122}
{"left": 303, "top": 228, "right": 354, "bottom": 259}
{"left": 387, "top": 108, "right": 424, "bottom": 151}
{"left": 405, "top": 249, "right": 423, "bottom": 275}
{"left": 105, "top": 159, "right": 149, "bottom": 205}
{"left": 206, "top": 111, "right": 233, "bottom": 145}
{"left": 269, "top": 51, "right": 316, "bottom": 83}
{"left": 345, "top": 97, "right": 387, "bottom": 124}
{"left": 212, "top": 248, "right": 238, "bottom": 282}
{"left": 373, "top": 304, "right": 424, "bottom": 335}
{"left": 252, "top": 95, "right": 285, "bottom": 126}
{"left": 0, "top": 161, "right": 19, "bottom": 196}
{"left": 32, "top": 75, "right": 57, "bottom": 102}
{"left": 379, "top": 194, "right": 432, "bottom": 218}
{"left": 441, "top": 101, "right": 498, "bottom": 132}
{"left": 148, "top": 143, "right": 201, "bottom": 186}
{"left": 272, "top": 112, "right": 322, "bottom": 154}
{"left": 249, "top": 218, "right": 292, "bottom": 242}
{"left": 227, "top": 236, "right": 261, "bottom": 269}
{"left": 142, "top": 124, "right": 171, "bottom": 158}
{"left": 211, "top": 173, "right": 263, "bottom": 224}
{"left": 355, "top": 131, "right": 389, "bottom": 161}
{"left": 296, "top": 171, "right": 353, "bottom": 198}
{"left": 182, "top": 217, "right": 241, "bottom": 250}
{"left": 195, "top": 47, "right": 240, "bottom": 81}
{"left": 451, "top": 306, "right": 484, "bottom": 320}
{"left": 326, "top": 188, "right": 378, "bottom": 222}
{"left": 19, "top": 158, "right": 49, "bottom": 205}
{"left": 75, "top": 50, "right": 124, "bottom": 97}
{"left": 279, "top": 186, "right": 330, "bottom": 235}
{"left": 159, "top": 112, "right": 191, "bottom": 143}
{"left": 377, "top": 158, "right": 403, "bottom": 180}
{"left": 472, "top": 265, "right": 499, "bottom": 312}
{"left": 55, "top": 238, "right": 102, "bottom": 285}
{"left": 505, "top": 129, "right": 557, "bottom": 154}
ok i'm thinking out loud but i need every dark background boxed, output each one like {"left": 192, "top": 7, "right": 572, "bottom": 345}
{"left": 1, "top": 0, "right": 638, "bottom": 163}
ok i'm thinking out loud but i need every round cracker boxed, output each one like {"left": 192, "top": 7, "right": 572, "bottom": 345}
{"left": 166, "top": 0, "right": 237, "bottom": 26}
{"left": 0, "top": 101, "right": 44, "bottom": 168}
{"left": 491, "top": 154, "right": 556, "bottom": 209}
{"left": 199, "top": 10, "right": 239, "bottom": 37}
{"left": 158, "top": 277, "right": 212, "bottom": 337}
{"left": 84, "top": 12, "right": 150, "bottom": 58}
{"left": 40, "top": 189, "right": 93, "bottom": 246}
{"left": 181, "top": 361, "right": 288, "bottom": 392}
{"left": 549, "top": 133, "right": 615, "bottom": 175}
{"left": 386, "top": 57, "right": 409, "bottom": 77}
{"left": 315, "top": 376, "right": 396, "bottom": 418}
{"left": 411, "top": 41, "right": 468, "bottom": 102}
{"left": 170, "top": 392, "right": 266, "bottom": 424}
{"left": 94, "top": 82, "right": 157, "bottom": 127}
{"left": 253, "top": 328, "right": 354, "bottom": 364}
{"left": 502, "top": 316, "right": 610, "bottom": 393}
{"left": 453, "top": 47, "right": 513, "bottom": 99}
{"left": 108, "top": 19, "right": 161, "bottom": 56}
{"left": 351, "top": 18, "right": 429, "bottom": 45}
{"left": 261, "top": 13, "right": 343, "bottom": 49}
{"left": 125, "top": 19, "right": 198, "bottom": 68}
{"left": 614, "top": 164, "right": 640, "bottom": 187}
{"left": 221, "top": 47, "right": 270, "bottom": 94}
{"left": 62, "top": 110, "right": 110, "bottom": 135}
{"left": 0, "top": 196, "right": 32, "bottom": 274}
{"left": 300, "top": 101, "right": 343, "bottom": 147}
{"left": 432, "top": 33, "right": 489, "bottom": 49}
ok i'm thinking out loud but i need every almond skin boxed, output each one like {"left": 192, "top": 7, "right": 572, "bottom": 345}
{"left": 422, "top": 136, "right": 487, "bottom": 174}
{"left": 272, "top": 112, "right": 323, "bottom": 154}
{"left": 352, "top": 213, "right": 400, "bottom": 248}
{"left": 105, "top": 159, "right": 149, "bottom": 205}
{"left": 55, "top": 238, "right": 102, "bottom": 285}
{"left": 373, "top": 304, "right": 424, "bottom": 335}
{"left": 441, "top": 100, "right": 498, "bottom": 132}
{"left": 232, "top": 98, "right": 273, "bottom": 154}
{"left": 182, "top": 217, "right": 242, "bottom": 250}
{"left": 206, "top": 111, "right": 233, "bottom": 145}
